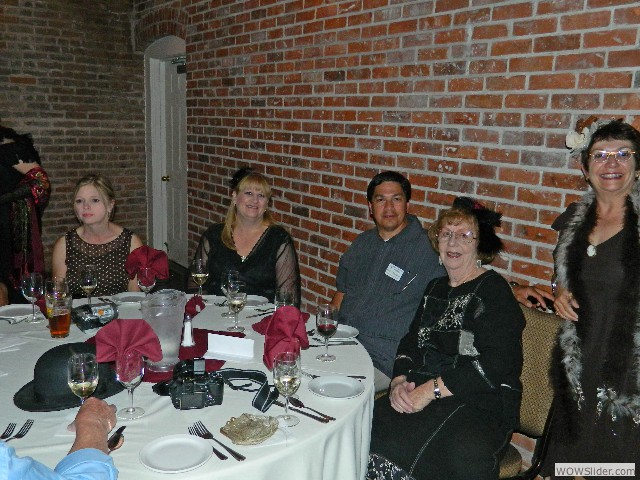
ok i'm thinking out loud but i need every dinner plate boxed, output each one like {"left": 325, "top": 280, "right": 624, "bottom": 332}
{"left": 308, "top": 375, "right": 366, "bottom": 399}
{"left": 111, "top": 292, "right": 146, "bottom": 304}
{"left": 139, "top": 434, "right": 212, "bottom": 473}
{"left": 331, "top": 325, "right": 359, "bottom": 341}
{"left": 0, "top": 305, "right": 34, "bottom": 317}
{"left": 245, "top": 295, "right": 269, "bottom": 308}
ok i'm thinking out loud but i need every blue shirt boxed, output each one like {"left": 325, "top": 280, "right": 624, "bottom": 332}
{"left": 0, "top": 443, "right": 118, "bottom": 480}
{"left": 336, "top": 214, "right": 445, "bottom": 377}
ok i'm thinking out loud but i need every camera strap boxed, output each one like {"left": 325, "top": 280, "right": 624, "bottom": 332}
{"left": 218, "top": 368, "right": 279, "bottom": 413}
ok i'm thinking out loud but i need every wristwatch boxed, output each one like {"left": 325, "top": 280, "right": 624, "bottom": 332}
{"left": 433, "top": 377, "right": 442, "bottom": 400}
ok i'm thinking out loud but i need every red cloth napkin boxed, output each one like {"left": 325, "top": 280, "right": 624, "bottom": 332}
{"left": 94, "top": 319, "right": 162, "bottom": 366}
{"left": 252, "top": 306, "right": 310, "bottom": 369}
{"left": 124, "top": 246, "right": 170, "bottom": 280}
{"left": 185, "top": 295, "right": 205, "bottom": 317}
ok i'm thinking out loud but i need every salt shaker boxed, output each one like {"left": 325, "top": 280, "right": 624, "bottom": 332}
{"left": 181, "top": 314, "right": 195, "bottom": 347}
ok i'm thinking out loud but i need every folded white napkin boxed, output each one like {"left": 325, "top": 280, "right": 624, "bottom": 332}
{"left": 0, "top": 312, "right": 46, "bottom": 324}
{"left": 203, "top": 333, "right": 254, "bottom": 362}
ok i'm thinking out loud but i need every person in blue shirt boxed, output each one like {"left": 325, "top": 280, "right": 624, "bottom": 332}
{"left": 0, "top": 397, "right": 120, "bottom": 480}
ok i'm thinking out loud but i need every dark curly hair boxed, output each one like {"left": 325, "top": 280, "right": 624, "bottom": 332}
{"left": 428, "top": 197, "right": 503, "bottom": 264}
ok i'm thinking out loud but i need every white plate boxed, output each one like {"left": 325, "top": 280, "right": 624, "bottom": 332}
{"left": 308, "top": 375, "right": 366, "bottom": 399}
{"left": 0, "top": 305, "right": 34, "bottom": 317}
{"left": 139, "top": 434, "right": 212, "bottom": 473}
{"left": 111, "top": 292, "right": 146, "bottom": 304}
{"left": 331, "top": 325, "right": 359, "bottom": 341}
{"left": 245, "top": 295, "right": 269, "bottom": 308}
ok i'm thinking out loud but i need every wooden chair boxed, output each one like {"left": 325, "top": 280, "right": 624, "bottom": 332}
{"left": 499, "top": 305, "right": 561, "bottom": 479}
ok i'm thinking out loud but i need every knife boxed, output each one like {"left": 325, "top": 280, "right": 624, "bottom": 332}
{"left": 273, "top": 401, "right": 330, "bottom": 423}
{"left": 308, "top": 341, "right": 358, "bottom": 347}
{"left": 107, "top": 426, "right": 126, "bottom": 452}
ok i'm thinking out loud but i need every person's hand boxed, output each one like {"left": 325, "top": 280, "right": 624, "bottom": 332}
{"left": 12, "top": 161, "right": 39, "bottom": 175}
{"left": 0, "top": 282, "right": 8, "bottom": 307}
{"left": 389, "top": 375, "right": 426, "bottom": 414}
{"left": 407, "top": 381, "right": 434, "bottom": 412}
{"left": 68, "top": 397, "right": 117, "bottom": 454}
{"left": 554, "top": 286, "right": 579, "bottom": 321}
{"left": 512, "top": 284, "right": 554, "bottom": 309}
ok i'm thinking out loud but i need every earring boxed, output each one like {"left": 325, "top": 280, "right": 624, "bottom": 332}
{"left": 438, "top": 256, "right": 442, "bottom": 265}
{"left": 476, "top": 259, "right": 482, "bottom": 268}
{"left": 636, "top": 172, "right": 640, "bottom": 180}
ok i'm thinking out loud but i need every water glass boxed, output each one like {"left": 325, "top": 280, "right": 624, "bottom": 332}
{"left": 116, "top": 351, "right": 145, "bottom": 420}
{"left": 137, "top": 267, "right": 156, "bottom": 295}
{"left": 21, "top": 272, "right": 44, "bottom": 323}
{"left": 274, "top": 288, "right": 295, "bottom": 310}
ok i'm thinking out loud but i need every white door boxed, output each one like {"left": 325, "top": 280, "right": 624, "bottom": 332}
{"left": 145, "top": 37, "right": 188, "bottom": 267}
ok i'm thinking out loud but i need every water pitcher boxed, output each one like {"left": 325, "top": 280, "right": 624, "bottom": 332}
{"left": 141, "top": 289, "right": 186, "bottom": 372}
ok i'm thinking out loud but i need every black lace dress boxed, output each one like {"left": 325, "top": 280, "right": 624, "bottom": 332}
{"left": 193, "top": 223, "right": 300, "bottom": 306}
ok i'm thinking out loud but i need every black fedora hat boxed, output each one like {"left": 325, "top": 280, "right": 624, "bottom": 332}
{"left": 14, "top": 342, "right": 125, "bottom": 412}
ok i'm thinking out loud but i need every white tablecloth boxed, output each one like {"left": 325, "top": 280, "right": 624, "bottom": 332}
{"left": 0, "top": 297, "right": 374, "bottom": 479}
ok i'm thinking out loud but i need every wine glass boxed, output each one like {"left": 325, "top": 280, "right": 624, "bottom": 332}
{"left": 21, "top": 272, "right": 44, "bottom": 323}
{"left": 273, "top": 351, "right": 301, "bottom": 427}
{"left": 78, "top": 265, "right": 98, "bottom": 305}
{"left": 220, "top": 270, "right": 239, "bottom": 317}
{"left": 227, "top": 283, "right": 246, "bottom": 332}
{"left": 137, "top": 267, "right": 156, "bottom": 296}
{"left": 190, "top": 258, "right": 209, "bottom": 297}
{"left": 316, "top": 303, "right": 338, "bottom": 362}
{"left": 116, "top": 350, "right": 145, "bottom": 420}
{"left": 67, "top": 353, "right": 99, "bottom": 405}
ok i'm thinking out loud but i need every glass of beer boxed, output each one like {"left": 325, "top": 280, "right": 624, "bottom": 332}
{"left": 49, "top": 295, "right": 73, "bottom": 338}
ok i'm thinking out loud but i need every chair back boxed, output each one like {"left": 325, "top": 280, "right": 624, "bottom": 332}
{"left": 517, "top": 305, "right": 561, "bottom": 437}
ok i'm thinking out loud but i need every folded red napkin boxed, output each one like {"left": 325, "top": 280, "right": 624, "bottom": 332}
{"left": 94, "top": 319, "right": 162, "bottom": 366}
{"left": 252, "top": 306, "right": 310, "bottom": 369}
{"left": 185, "top": 295, "right": 205, "bottom": 317}
{"left": 124, "top": 245, "right": 170, "bottom": 280}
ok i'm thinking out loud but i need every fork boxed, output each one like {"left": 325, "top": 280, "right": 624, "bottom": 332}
{"left": 0, "top": 423, "right": 16, "bottom": 440}
{"left": 193, "top": 421, "right": 246, "bottom": 461}
{"left": 188, "top": 426, "right": 228, "bottom": 460}
{"left": 5, "top": 419, "right": 33, "bottom": 441}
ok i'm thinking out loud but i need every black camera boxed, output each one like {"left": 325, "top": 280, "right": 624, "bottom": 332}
{"left": 168, "top": 358, "right": 224, "bottom": 410}
{"left": 72, "top": 303, "right": 118, "bottom": 332}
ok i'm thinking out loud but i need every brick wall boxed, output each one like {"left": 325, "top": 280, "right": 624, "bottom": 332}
{"left": 0, "top": 0, "right": 147, "bottom": 269}
{"left": 132, "top": 0, "right": 640, "bottom": 309}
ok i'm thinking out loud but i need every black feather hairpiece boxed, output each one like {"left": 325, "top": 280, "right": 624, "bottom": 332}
{"left": 453, "top": 196, "right": 502, "bottom": 228}
{"left": 229, "top": 167, "right": 254, "bottom": 190}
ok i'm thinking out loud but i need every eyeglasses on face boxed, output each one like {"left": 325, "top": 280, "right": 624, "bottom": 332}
{"left": 437, "top": 230, "right": 476, "bottom": 244}
{"left": 589, "top": 148, "right": 636, "bottom": 163}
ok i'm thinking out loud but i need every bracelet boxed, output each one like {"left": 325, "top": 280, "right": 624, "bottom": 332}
{"left": 433, "top": 377, "right": 442, "bottom": 400}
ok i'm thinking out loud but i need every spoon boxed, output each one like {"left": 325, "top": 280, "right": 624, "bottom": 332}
{"left": 288, "top": 398, "right": 335, "bottom": 421}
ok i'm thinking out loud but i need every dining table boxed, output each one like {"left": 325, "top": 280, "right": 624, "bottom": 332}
{"left": 0, "top": 294, "right": 374, "bottom": 479}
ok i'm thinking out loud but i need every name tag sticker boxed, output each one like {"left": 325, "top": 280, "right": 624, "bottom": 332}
{"left": 385, "top": 263, "right": 404, "bottom": 281}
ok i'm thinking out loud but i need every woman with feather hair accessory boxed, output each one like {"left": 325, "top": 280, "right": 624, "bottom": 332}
{"left": 367, "top": 197, "right": 524, "bottom": 480}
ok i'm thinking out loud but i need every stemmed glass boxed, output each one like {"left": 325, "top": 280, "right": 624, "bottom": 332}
{"left": 190, "top": 258, "right": 209, "bottom": 297}
{"left": 316, "top": 303, "right": 338, "bottom": 362}
{"left": 21, "top": 272, "right": 44, "bottom": 323}
{"left": 220, "top": 270, "right": 239, "bottom": 317}
{"left": 273, "top": 351, "right": 301, "bottom": 427}
{"left": 116, "top": 350, "right": 145, "bottom": 420}
{"left": 227, "top": 282, "right": 246, "bottom": 332}
{"left": 78, "top": 265, "right": 98, "bottom": 306}
{"left": 137, "top": 267, "right": 156, "bottom": 296}
{"left": 67, "top": 353, "right": 99, "bottom": 405}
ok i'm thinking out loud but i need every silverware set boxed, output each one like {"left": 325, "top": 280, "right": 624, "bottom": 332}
{"left": 189, "top": 421, "right": 245, "bottom": 461}
{"left": 1, "top": 419, "right": 33, "bottom": 441}
{"left": 302, "top": 370, "right": 366, "bottom": 380}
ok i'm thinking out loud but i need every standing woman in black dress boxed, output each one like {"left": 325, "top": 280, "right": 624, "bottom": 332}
{"left": 191, "top": 168, "right": 301, "bottom": 306}
{"left": 544, "top": 118, "right": 640, "bottom": 475}
{"left": 0, "top": 126, "right": 50, "bottom": 305}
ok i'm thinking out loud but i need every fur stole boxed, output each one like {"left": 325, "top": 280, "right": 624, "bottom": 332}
{"left": 554, "top": 182, "right": 640, "bottom": 429}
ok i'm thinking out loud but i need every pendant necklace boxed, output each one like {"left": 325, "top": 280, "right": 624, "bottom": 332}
{"left": 587, "top": 244, "right": 597, "bottom": 257}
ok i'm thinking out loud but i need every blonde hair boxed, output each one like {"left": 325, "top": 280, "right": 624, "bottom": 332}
{"left": 73, "top": 174, "right": 116, "bottom": 221}
{"left": 221, "top": 171, "right": 275, "bottom": 250}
